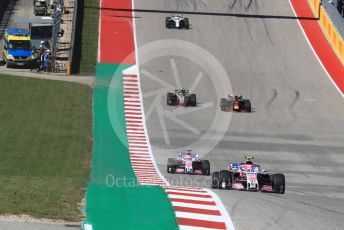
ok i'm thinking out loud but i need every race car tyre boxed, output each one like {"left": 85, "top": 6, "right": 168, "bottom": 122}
{"left": 220, "top": 98, "right": 226, "bottom": 111}
{"left": 257, "top": 173, "right": 270, "bottom": 186}
{"left": 184, "top": 18, "right": 190, "bottom": 29}
{"left": 220, "top": 98, "right": 233, "bottom": 111}
{"left": 165, "top": 18, "right": 175, "bottom": 28}
{"left": 202, "top": 169, "right": 210, "bottom": 176}
{"left": 201, "top": 160, "right": 210, "bottom": 175}
{"left": 189, "top": 94, "right": 197, "bottom": 106}
{"left": 165, "top": 18, "right": 170, "bottom": 28}
{"left": 272, "top": 173, "right": 285, "bottom": 194}
{"left": 167, "top": 158, "right": 177, "bottom": 173}
{"left": 192, "top": 161, "right": 202, "bottom": 171}
{"left": 183, "top": 95, "right": 190, "bottom": 107}
{"left": 167, "top": 165, "right": 176, "bottom": 173}
{"left": 211, "top": 172, "right": 220, "bottom": 189}
{"left": 167, "top": 93, "right": 177, "bottom": 106}
{"left": 219, "top": 170, "right": 232, "bottom": 189}
{"left": 243, "top": 99, "right": 251, "bottom": 112}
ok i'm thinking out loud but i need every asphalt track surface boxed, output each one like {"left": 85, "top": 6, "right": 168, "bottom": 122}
{"left": 134, "top": 0, "right": 344, "bottom": 229}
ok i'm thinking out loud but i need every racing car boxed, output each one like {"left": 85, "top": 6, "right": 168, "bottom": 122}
{"left": 211, "top": 156, "right": 285, "bottom": 194}
{"left": 167, "top": 88, "right": 197, "bottom": 107}
{"left": 165, "top": 14, "right": 190, "bottom": 29}
{"left": 167, "top": 150, "right": 210, "bottom": 175}
{"left": 220, "top": 95, "right": 251, "bottom": 112}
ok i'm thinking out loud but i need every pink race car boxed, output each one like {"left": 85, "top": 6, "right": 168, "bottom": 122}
{"left": 211, "top": 156, "right": 285, "bottom": 194}
{"left": 167, "top": 150, "right": 210, "bottom": 175}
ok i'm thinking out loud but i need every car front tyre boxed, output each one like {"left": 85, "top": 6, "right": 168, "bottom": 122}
{"left": 219, "top": 170, "right": 232, "bottom": 189}
{"left": 211, "top": 172, "right": 220, "bottom": 189}
{"left": 189, "top": 94, "right": 197, "bottom": 106}
{"left": 272, "top": 174, "right": 285, "bottom": 194}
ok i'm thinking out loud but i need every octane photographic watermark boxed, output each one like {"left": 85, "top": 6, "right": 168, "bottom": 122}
{"left": 105, "top": 174, "right": 213, "bottom": 188}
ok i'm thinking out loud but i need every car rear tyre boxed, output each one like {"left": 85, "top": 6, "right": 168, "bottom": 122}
{"left": 219, "top": 170, "right": 232, "bottom": 189}
{"left": 165, "top": 18, "right": 170, "bottom": 28}
{"left": 202, "top": 169, "right": 210, "bottom": 176}
{"left": 167, "top": 20, "right": 175, "bottom": 29}
{"left": 189, "top": 94, "right": 197, "bottom": 106}
{"left": 167, "top": 158, "right": 177, "bottom": 174}
{"left": 272, "top": 173, "right": 285, "bottom": 194}
{"left": 220, "top": 98, "right": 226, "bottom": 111}
{"left": 184, "top": 18, "right": 190, "bottom": 29}
{"left": 167, "top": 165, "right": 176, "bottom": 174}
{"left": 211, "top": 172, "right": 220, "bottom": 189}
{"left": 167, "top": 93, "right": 176, "bottom": 106}
{"left": 201, "top": 160, "right": 210, "bottom": 175}
{"left": 243, "top": 99, "right": 251, "bottom": 112}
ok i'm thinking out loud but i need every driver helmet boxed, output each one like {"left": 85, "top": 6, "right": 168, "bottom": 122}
{"left": 245, "top": 156, "right": 254, "bottom": 164}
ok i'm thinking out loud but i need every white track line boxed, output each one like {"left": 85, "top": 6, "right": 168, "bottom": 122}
{"left": 288, "top": 0, "right": 344, "bottom": 98}
{"left": 171, "top": 202, "right": 220, "bottom": 210}
{"left": 175, "top": 212, "right": 225, "bottom": 222}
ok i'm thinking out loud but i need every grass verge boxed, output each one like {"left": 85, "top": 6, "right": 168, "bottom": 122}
{"left": 0, "top": 74, "right": 92, "bottom": 221}
{"left": 77, "top": 0, "right": 99, "bottom": 75}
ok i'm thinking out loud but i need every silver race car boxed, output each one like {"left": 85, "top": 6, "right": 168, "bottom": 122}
{"left": 165, "top": 14, "right": 190, "bottom": 29}
{"left": 167, "top": 88, "right": 197, "bottom": 107}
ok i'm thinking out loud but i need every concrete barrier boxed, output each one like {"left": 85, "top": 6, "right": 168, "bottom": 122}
{"left": 308, "top": 0, "right": 344, "bottom": 63}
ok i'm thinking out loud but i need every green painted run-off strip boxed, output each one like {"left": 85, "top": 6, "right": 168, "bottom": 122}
{"left": 84, "top": 63, "right": 177, "bottom": 230}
